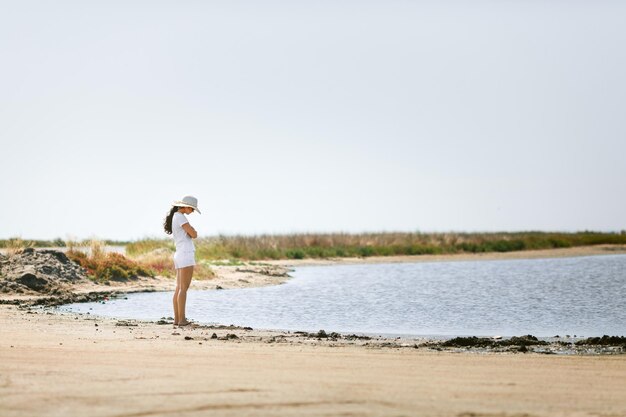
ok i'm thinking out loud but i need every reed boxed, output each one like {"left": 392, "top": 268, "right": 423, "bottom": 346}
{"left": 125, "top": 238, "right": 174, "bottom": 256}
{"left": 124, "top": 231, "right": 626, "bottom": 261}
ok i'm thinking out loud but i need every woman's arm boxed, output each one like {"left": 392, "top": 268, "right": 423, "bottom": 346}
{"left": 182, "top": 223, "right": 198, "bottom": 239}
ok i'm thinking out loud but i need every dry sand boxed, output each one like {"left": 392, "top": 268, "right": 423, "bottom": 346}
{"left": 2, "top": 245, "right": 626, "bottom": 416}
{"left": 1, "top": 305, "right": 625, "bottom": 417}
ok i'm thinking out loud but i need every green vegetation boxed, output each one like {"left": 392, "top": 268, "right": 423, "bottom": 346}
{"left": 124, "top": 231, "right": 626, "bottom": 261}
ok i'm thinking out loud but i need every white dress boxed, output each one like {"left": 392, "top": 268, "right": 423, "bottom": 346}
{"left": 172, "top": 212, "right": 195, "bottom": 269}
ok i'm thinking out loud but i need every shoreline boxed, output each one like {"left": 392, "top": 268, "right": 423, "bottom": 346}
{"left": 51, "top": 302, "right": 626, "bottom": 355}
{"left": 3, "top": 243, "right": 622, "bottom": 308}
{"left": 264, "top": 243, "right": 626, "bottom": 267}
{"left": 2, "top": 245, "right": 624, "bottom": 355}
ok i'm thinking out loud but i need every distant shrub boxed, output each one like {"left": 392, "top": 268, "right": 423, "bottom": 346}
{"left": 358, "top": 247, "right": 374, "bottom": 257}
{"left": 486, "top": 239, "right": 526, "bottom": 252}
{"left": 286, "top": 249, "right": 305, "bottom": 259}
{"left": 547, "top": 238, "right": 571, "bottom": 248}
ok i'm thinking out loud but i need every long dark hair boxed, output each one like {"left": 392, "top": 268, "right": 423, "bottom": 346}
{"left": 163, "top": 206, "right": 180, "bottom": 235}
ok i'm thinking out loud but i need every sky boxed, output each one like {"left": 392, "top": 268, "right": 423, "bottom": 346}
{"left": 1, "top": 0, "right": 625, "bottom": 241}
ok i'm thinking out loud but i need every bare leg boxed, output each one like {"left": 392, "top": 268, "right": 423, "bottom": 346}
{"left": 173, "top": 268, "right": 181, "bottom": 325}
{"left": 177, "top": 266, "right": 194, "bottom": 325}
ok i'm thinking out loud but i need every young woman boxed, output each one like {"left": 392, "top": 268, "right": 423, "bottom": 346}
{"left": 163, "top": 195, "right": 201, "bottom": 326}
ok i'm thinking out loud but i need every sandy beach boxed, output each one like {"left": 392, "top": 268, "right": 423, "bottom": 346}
{"left": 2, "top": 245, "right": 626, "bottom": 416}
{"left": 1, "top": 304, "right": 626, "bottom": 417}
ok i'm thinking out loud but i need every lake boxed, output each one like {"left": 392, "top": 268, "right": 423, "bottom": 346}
{"left": 60, "top": 254, "right": 626, "bottom": 337}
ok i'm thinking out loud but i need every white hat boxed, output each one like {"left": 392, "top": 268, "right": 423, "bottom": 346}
{"left": 173, "top": 195, "right": 201, "bottom": 214}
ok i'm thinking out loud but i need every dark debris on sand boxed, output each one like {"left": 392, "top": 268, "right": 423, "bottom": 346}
{"left": 441, "top": 335, "right": 548, "bottom": 349}
{"left": 575, "top": 335, "right": 626, "bottom": 347}
{"left": 0, "top": 248, "right": 89, "bottom": 298}
{"left": 425, "top": 334, "right": 626, "bottom": 355}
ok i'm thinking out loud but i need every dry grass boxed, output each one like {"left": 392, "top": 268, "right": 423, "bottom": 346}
{"left": 129, "top": 248, "right": 215, "bottom": 280}
{"left": 125, "top": 238, "right": 174, "bottom": 257}
{"left": 67, "top": 240, "right": 154, "bottom": 283}
{"left": 131, "top": 248, "right": 175, "bottom": 277}
{"left": 2, "top": 237, "right": 35, "bottom": 258}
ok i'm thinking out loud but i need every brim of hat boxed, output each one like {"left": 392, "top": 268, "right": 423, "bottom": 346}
{"left": 172, "top": 202, "right": 201, "bottom": 214}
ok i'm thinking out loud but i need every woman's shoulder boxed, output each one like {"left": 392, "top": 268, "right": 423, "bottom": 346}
{"left": 172, "top": 212, "right": 187, "bottom": 223}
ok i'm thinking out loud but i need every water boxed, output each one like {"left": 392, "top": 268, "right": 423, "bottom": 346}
{"left": 61, "top": 254, "right": 626, "bottom": 337}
